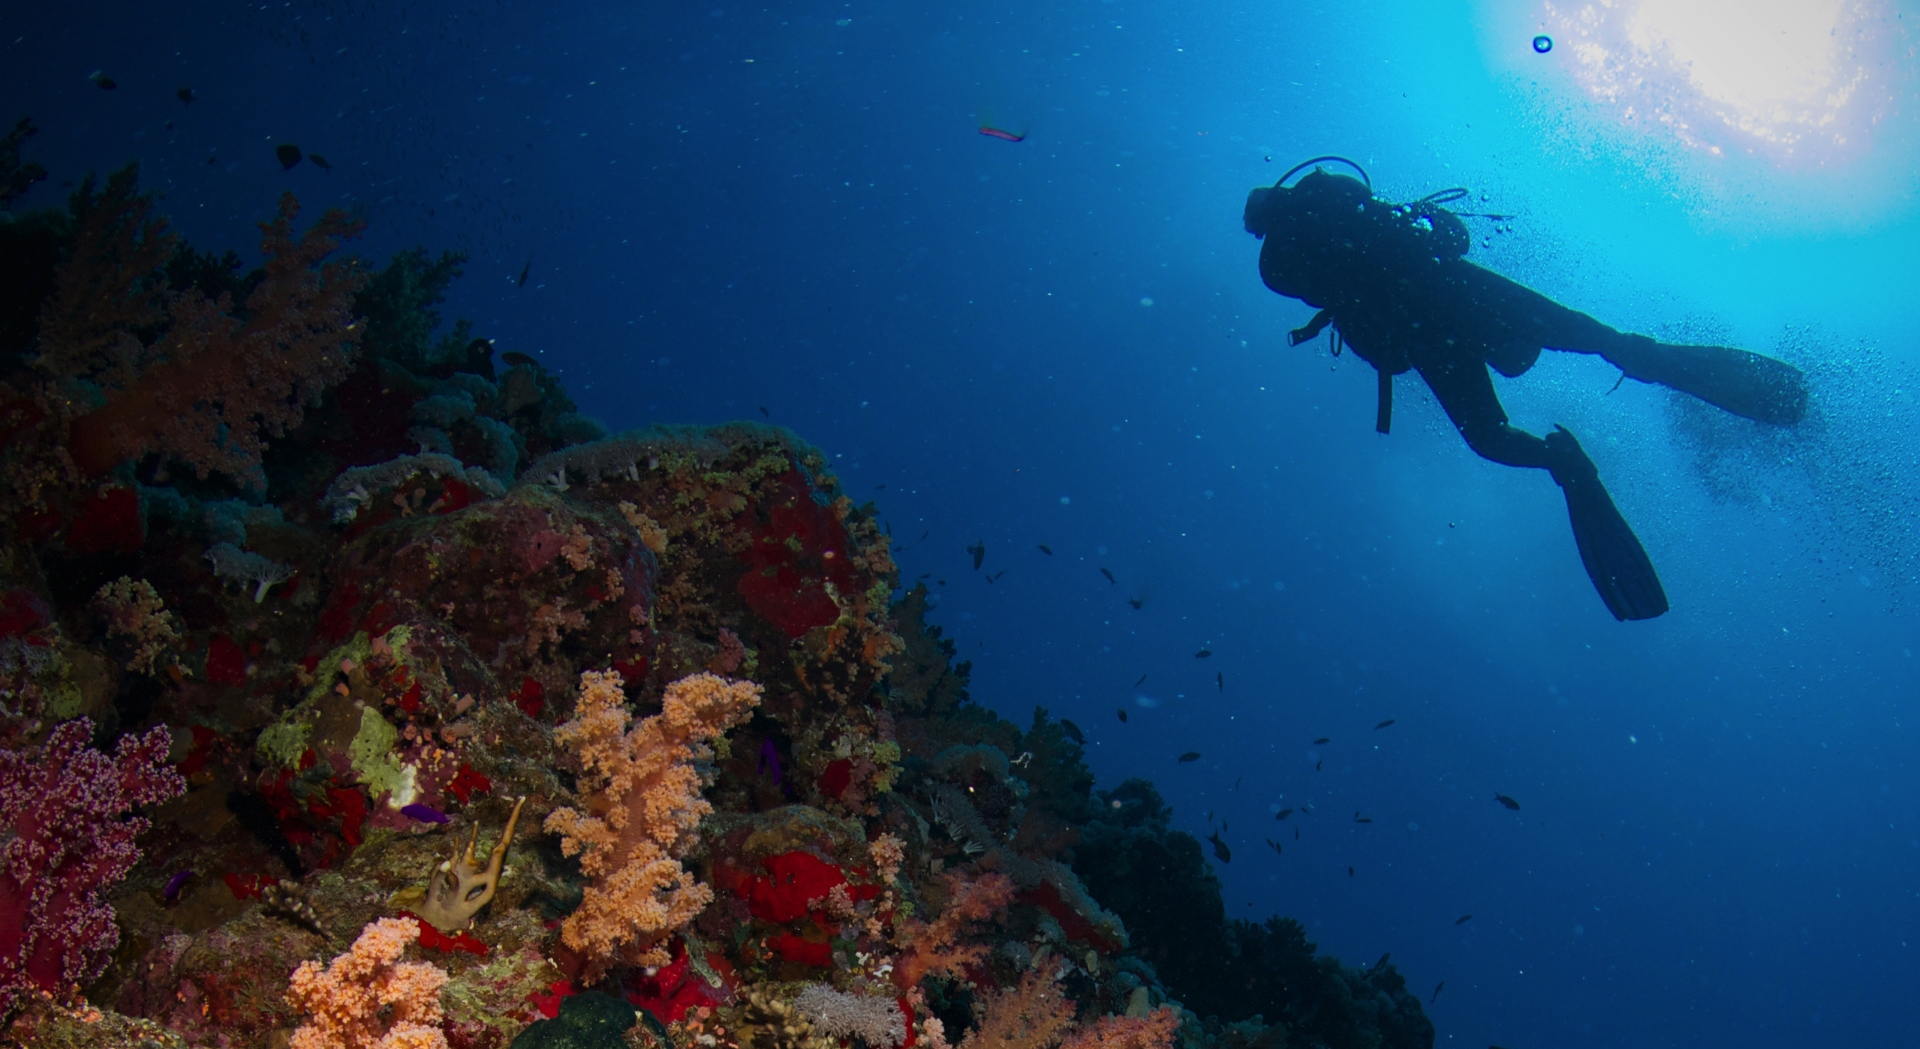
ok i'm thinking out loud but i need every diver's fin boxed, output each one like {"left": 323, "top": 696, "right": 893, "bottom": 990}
{"left": 1546, "top": 426, "right": 1668, "bottom": 621}
{"left": 1601, "top": 336, "right": 1807, "bottom": 426}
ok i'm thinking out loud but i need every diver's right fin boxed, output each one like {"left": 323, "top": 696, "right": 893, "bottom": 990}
{"left": 1546, "top": 426, "right": 1668, "bottom": 621}
{"left": 1602, "top": 336, "right": 1808, "bottom": 426}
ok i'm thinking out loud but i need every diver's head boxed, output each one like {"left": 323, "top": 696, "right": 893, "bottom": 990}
{"left": 1244, "top": 185, "right": 1285, "bottom": 239}
{"left": 1244, "top": 168, "right": 1372, "bottom": 240}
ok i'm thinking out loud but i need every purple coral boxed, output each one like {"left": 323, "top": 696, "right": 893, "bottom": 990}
{"left": 0, "top": 718, "right": 184, "bottom": 1017}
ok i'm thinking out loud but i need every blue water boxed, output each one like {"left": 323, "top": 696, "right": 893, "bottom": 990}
{"left": 8, "top": 2, "right": 1917, "bottom": 1047}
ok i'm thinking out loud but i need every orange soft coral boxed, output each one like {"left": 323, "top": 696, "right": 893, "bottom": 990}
{"left": 285, "top": 916, "right": 448, "bottom": 1049}
{"left": 544, "top": 670, "right": 762, "bottom": 972}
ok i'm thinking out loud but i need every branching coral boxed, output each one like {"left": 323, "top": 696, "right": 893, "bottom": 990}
{"left": 37, "top": 170, "right": 369, "bottom": 488}
{"left": 543, "top": 670, "right": 761, "bottom": 973}
{"left": 284, "top": 915, "right": 448, "bottom": 1049}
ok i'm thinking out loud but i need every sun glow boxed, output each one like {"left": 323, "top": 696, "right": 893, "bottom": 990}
{"left": 1543, "top": 0, "right": 1894, "bottom": 160}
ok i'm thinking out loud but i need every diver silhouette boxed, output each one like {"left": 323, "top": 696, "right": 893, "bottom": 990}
{"left": 1244, "top": 157, "right": 1808, "bottom": 621}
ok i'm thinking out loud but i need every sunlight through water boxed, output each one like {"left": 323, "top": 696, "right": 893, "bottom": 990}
{"left": 1542, "top": 0, "right": 1897, "bottom": 162}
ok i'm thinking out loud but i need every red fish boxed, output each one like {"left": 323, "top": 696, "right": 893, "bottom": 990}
{"left": 978, "top": 126, "right": 1025, "bottom": 142}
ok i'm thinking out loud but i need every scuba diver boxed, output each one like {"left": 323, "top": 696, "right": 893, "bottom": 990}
{"left": 1244, "top": 156, "right": 1809, "bottom": 621}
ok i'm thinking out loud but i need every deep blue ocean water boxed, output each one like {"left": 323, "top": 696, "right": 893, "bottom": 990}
{"left": 6, "top": 3, "right": 1917, "bottom": 1047}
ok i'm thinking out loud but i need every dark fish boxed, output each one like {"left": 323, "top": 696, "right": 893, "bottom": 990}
{"left": 1194, "top": 648, "right": 1212, "bottom": 659}
{"left": 1036, "top": 544, "right": 1053, "bottom": 555}
{"left": 985, "top": 570, "right": 1006, "bottom": 583}
{"left": 401, "top": 802, "right": 450, "bottom": 824}
{"left": 1494, "top": 794, "right": 1521, "bottom": 811}
{"left": 1374, "top": 718, "right": 1396, "bottom": 730}
{"left": 1059, "top": 719, "right": 1084, "bottom": 744}
{"left": 1116, "top": 708, "right": 1129, "bottom": 723}
{"left": 275, "top": 143, "right": 303, "bottom": 169}
{"left": 90, "top": 71, "right": 117, "bottom": 90}
{"left": 1177, "top": 751, "right": 1201, "bottom": 763}
{"left": 967, "top": 541, "right": 985, "bottom": 570}
{"left": 501, "top": 350, "right": 540, "bottom": 369}
{"left": 176, "top": 86, "right": 195, "bottom": 103}
{"left": 1353, "top": 813, "right": 1372, "bottom": 824}
{"left": 1099, "top": 566, "right": 1116, "bottom": 584}
{"left": 1313, "top": 737, "right": 1331, "bottom": 744}
{"left": 1275, "top": 808, "right": 1294, "bottom": 820}
{"left": 1265, "top": 838, "right": 1282, "bottom": 854}
{"left": 1294, "top": 827, "right": 1300, "bottom": 840}
{"left": 1368, "top": 952, "right": 1391, "bottom": 973}
{"left": 308, "top": 153, "right": 332, "bottom": 170}
{"left": 517, "top": 259, "right": 531, "bottom": 286}
{"left": 1216, "top": 671, "right": 1224, "bottom": 692}
{"left": 461, "top": 337, "right": 496, "bottom": 380}
{"left": 1315, "top": 759, "right": 1323, "bottom": 772}
{"left": 1133, "top": 673, "right": 1148, "bottom": 687}
{"left": 1454, "top": 914, "right": 1473, "bottom": 925}
{"left": 1347, "top": 865, "right": 1355, "bottom": 877}
{"left": 1127, "top": 597, "right": 1143, "bottom": 609}
{"left": 759, "top": 405, "right": 770, "bottom": 417}
{"left": 1430, "top": 980, "right": 1445, "bottom": 1005}
{"left": 1207, "top": 831, "right": 1232, "bottom": 863}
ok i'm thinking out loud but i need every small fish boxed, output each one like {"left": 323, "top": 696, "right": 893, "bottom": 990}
{"left": 1116, "top": 708, "right": 1129, "bottom": 723}
{"left": 1060, "top": 719, "right": 1084, "bottom": 744}
{"left": 517, "top": 259, "right": 531, "bottom": 287}
{"left": 1265, "top": 838, "right": 1282, "bottom": 855}
{"left": 401, "top": 802, "right": 451, "bottom": 824}
{"left": 979, "top": 125, "right": 1026, "bottom": 142}
{"left": 501, "top": 350, "right": 540, "bottom": 369}
{"left": 1315, "top": 759, "right": 1323, "bottom": 772}
{"left": 967, "top": 541, "right": 985, "bottom": 570}
{"left": 1294, "top": 827, "right": 1300, "bottom": 840}
{"left": 1275, "top": 808, "right": 1294, "bottom": 820}
{"left": 1177, "top": 751, "right": 1201, "bottom": 763}
{"left": 89, "top": 70, "right": 118, "bottom": 90}
{"left": 1127, "top": 597, "right": 1143, "bottom": 609}
{"left": 1099, "top": 566, "right": 1116, "bottom": 584}
{"left": 275, "top": 143, "right": 303, "bottom": 169}
{"left": 1374, "top": 718, "right": 1396, "bottom": 730}
{"left": 308, "top": 153, "right": 332, "bottom": 170}
{"left": 1429, "top": 980, "right": 1445, "bottom": 1005}
{"left": 1206, "top": 831, "right": 1232, "bottom": 863}
{"left": 1353, "top": 812, "right": 1372, "bottom": 824}
{"left": 1454, "top": 914, "right": 1473, "bottom": 925}
{"left": 1194, "top": 648, "right": 1212, "bottom": 659}
{"left": 1216, "top": 671, "right": 1224, "bottom": 692}
{"left": 1368, "top": 952, "right": 1391, "bottom": 973}
{"left": 176, "top": 86, "right": 195, "bottom": 103}
{"left": 1133, "top": 673, "right": 1148, "bottom": 687}
{"left": 1313, "top": 737, "right": 1331, "bottom": 745}
{"left": 162, "top": 869, "right": 194, "bottom": 903}
{"left": 759, "top": 405, "right": 770, "bottom": 417}
{"left": 1494, "top": 793, "right": 1521, "bottom": 811}
{"left": 1347, "top": 865, "right": 1355, "bottom": 877}
{"left": 1036, "top": 544, "right": 1053, "bottom": 555}
{"left": 985, "top": 570, "right": 1006, "bottom": 583}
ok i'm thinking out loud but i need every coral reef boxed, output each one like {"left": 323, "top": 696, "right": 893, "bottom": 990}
{"left": 0, "top": 146, "right": 1433, "bottom": 1049}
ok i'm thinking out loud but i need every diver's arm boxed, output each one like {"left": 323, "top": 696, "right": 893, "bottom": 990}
{"left": 1415, "top": 356, "right": 1554, "bottom": 470}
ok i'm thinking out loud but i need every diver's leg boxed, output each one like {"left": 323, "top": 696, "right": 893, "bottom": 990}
{"left": 1415, "top": 357, "right": 1553, "bottom": 469}
{"left": 1444, "top": 262, "right": 1806, "bottom": 425}
{"left": 1417, "top": 356, "right": 1666, "bottom": 618}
